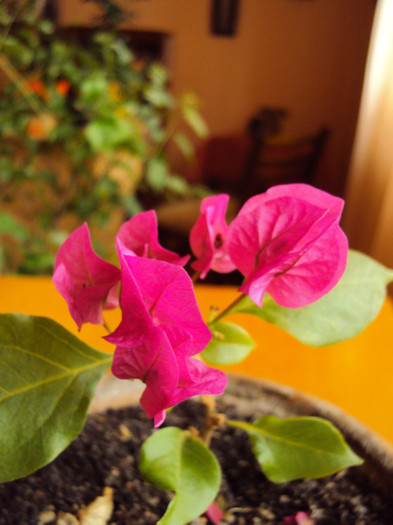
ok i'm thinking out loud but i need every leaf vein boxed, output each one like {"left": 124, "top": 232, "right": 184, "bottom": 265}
{"left": 38, "top": 323, "right": 98, "bottom": 363}
{"left": 254, "top": 429, "right": 343, "bottom": 457}
{"left": 0, "top": 344, "right": 71, "bottom": 371}
{"left": 0, "top": 356, "right": 112, "bottom": 402}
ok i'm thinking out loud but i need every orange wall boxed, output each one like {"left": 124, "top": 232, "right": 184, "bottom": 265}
{"left": 58, "top": 0, "right": 375, "bottom": 196}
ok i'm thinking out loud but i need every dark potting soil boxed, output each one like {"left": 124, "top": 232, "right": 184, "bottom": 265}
{"left": 1, "top": 399, "right": 392, "bottom": 525}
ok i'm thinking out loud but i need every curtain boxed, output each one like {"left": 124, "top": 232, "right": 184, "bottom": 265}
{"left": 343, "top": 0, "right": 393, "bottom": 268}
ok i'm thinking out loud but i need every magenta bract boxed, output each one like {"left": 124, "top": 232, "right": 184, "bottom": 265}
{"left": 107, "top": 255, "right": 227, "bottom": 426}
{"left": 190, "top": 194, "right": 236, "bottom": 278}
{"left": 52, "top": 223, "right": 120, "bottom": 330}
{"left": 283, "top": 511, "right": 316, "bottom": 525}
{"left": 227, "top": 184, "right": 348, "bottom": 307}
{"left": 205, "top": 502, "right": 224, "bottom": 524}
{"left": 116, "top": 210, "right": 189, "bottom": 266}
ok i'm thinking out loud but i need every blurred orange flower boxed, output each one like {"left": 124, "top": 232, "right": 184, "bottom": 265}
{"left": 55, "top": 79, "right": 71, "bottom": 97}
{"left": 26, "top": 113, "right": 57, "bottom": 140}
{"left": 26, "top": 78, "right": 49, "bottom": 101}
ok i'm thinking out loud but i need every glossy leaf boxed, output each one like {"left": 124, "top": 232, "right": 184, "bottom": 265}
{"left": 233, "top": 250, "right": 393, "bottom": 346}
{"left": 139, "top": 427, "right": 221, "bottom": 525}
{"left": 230, "top": 415, "right": 362, "bottom": 483}
{"left": 0, "top": 314, "right": 112, "bottom": 482}
{"left": 203, "top": 322, "right": 256, "bottom": 365}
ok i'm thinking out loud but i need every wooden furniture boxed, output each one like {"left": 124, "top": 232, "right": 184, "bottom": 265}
{"left": 156, "top": 125, "right": 329, "bottom": 250}
{"left": 156, "top": 108, "right": 329, "bottom": 264}
{"left": 240, "top": 126, "right": 330, "bottom": 203}
{"left": 202, "top": 123, "right": 330, "bottom": 206}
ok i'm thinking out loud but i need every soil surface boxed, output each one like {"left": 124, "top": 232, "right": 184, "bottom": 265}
{"left": 1, "top": 398, "right": 393, "bottom": 525}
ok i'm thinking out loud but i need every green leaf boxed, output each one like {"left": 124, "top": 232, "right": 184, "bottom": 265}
{"left": 85, "top": 116, "right": 134, "bottom": 151}
{"left": 2, "top": 37, "right": 34, "bottom": 68}
{"left": 0, "top": 314, "right": 111, "bottom": 482}
{"left": 233, "top": 250, "right": 393, "bottom": 346}
{"left": 0, "top": 246, "right": 5, "bottom": 274}
{"left": 18, "top": 252, "right": 55, "bottom": 275}
{"left": 109, "top": 39, "right": 133, "bottom": 65}
{"left": 146, "top": 158, "right": 168, "bottom": 192}
{"left": 162, "top": 174, "right": 190, "bottom": 195}
{"left": 79, "top": 74, "right": 109, "bottom": 106}
{"left": 202, "top": 322, "right": 255, "bottom": 365}
{"left": 148, "top": 63, "right": 169, "bottom": 86}
{"left": 182, "top": 105, "right": 208, "bottom": 138}
{"left": 139, "top": 427, "right": 221, "bottom": 525}
{"left": 121, "top": 194, "right": 144, "bottom": 216}
{"left": 0, "top": 213, "right": 29, "bottom": 241}
{"left": 38, "top": 19, "right": 55, "bottom": 35}
{"left": 230, "top": 415, "right": 362, "bottom": 483}
{"left": 144, "top": 86, "right": 173, "bottom": 108}
{"left": 180, "top": 93, "right": 208, "bottom": 138}
{"left": 173, "top": 132, "right": 194, "bottom": 161}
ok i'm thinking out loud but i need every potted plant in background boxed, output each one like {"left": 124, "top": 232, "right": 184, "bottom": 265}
{"left": 0, "top": 183, "right": 393, "bottom": 524}
{"left": 0, "top": 0, "right": 208, "bottom": 274}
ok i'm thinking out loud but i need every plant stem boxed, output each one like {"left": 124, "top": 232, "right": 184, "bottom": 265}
{"left": 191, "top": 271, "right": 200, "bottom": 284}
{"left": 0, "top": 55, "right": 42, "bottom": 114}
{"left": 103, "top": 320, "right": 112, "bottom": 333}
{"left": 211, "top": 293, "right": 248, "bottom": 324}
{"left": 199, "top": 395, "right": 225, "bottom": 446}
{"left": 0, "top": 2, "right": 27, "bottom": 52}
{"left": 152, "top": 108, "right": 180, "bottom": 159}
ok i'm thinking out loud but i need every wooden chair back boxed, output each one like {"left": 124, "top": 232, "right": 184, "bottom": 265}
{"left": 241, "top": 126, "right": 330, "bottom": 202}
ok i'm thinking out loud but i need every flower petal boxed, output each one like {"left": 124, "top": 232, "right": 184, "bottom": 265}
{"left": 229, "top": 184, "right": 347, "bottom": 307}
{"left": 106, "top": 254, "right": 221, "bottom": 425}
{"left": 167, "top": 357, "right": 228, "bottom": 408}
{"left": 117, "top": 210, "right": 189, "bottom": 266}
{"left": 122, "top": 255, "right": 212, "bottom": 355}
{"left": 52, "top": 223, "right": 120, "bottom": 329}
{"left": 205, "top": 502, "right": 224, "bottom": 525}
{"left": 266, "top": 227, "right": 348, "bottom": 307}
{"left": 190, "top": 194, "right": 236, "bottom": 278}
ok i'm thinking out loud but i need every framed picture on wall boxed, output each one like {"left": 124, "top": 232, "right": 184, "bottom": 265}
{"left": 210, "top": 0, "right": 240, "bottom": 37}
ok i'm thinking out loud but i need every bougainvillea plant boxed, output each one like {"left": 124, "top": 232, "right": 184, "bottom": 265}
{"left": 1, "top": 183, "right": 393, "bottom": 524}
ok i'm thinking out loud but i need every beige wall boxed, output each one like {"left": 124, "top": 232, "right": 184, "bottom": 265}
{"left": 58, "top": 0, "right": 375, "bottom": 197}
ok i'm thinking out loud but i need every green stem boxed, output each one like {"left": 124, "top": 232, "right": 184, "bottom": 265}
{"left": 0, "top": 2, "right": 27, "bottom": 52}
{"left": 0, "top": 55, "right": 42, "bottom": 114}
{"left": 191, "top": 271, "right": 200, "bottom": 284}
{"left": 103, "top": 319, "right": 112, "bottom": 334}
{"left": 152, "top": 108, "right": 181, "bottom": 159}
{"left": 210, "top": 293, "right": 248, "bottom": 324}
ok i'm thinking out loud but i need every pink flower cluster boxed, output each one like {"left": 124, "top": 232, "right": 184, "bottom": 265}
{"left": 53, "top": 210, "right": 226, "bottom": 426}
{"left": 191, "top": 184, "right": 347, "bottom": 308}
{"left": 53, "top": 184, "right": 347, "bottom": 425}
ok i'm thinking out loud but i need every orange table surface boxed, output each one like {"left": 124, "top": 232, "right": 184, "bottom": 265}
{"left": 1, "top": 276, "right": 393, "bottom": 444}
